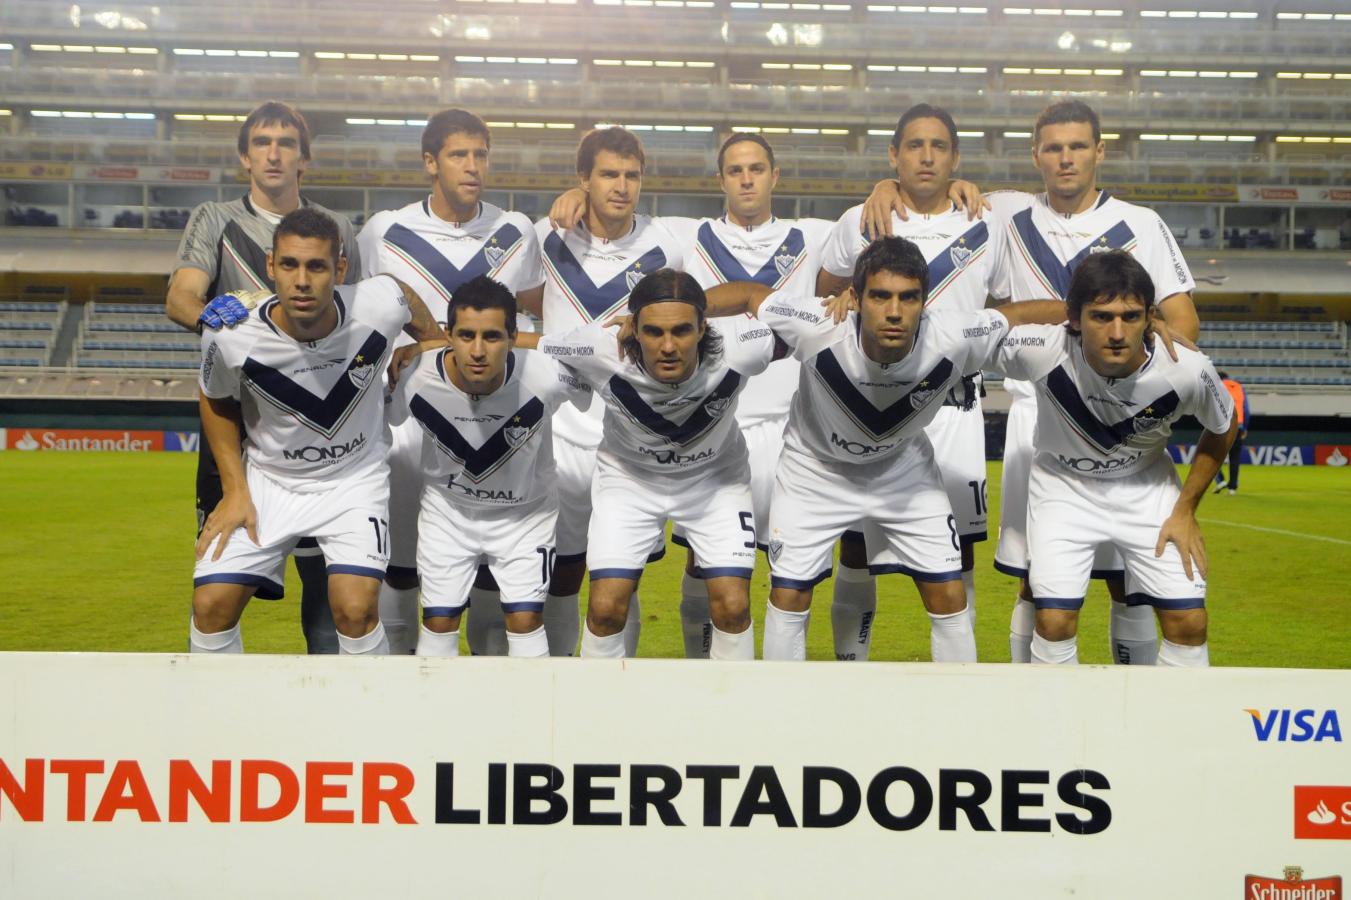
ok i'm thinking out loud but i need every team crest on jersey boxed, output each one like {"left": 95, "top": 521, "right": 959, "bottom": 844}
{"left": 503, "top": 416, "right": 531, "bottom": 448}
{"left": 1089, "top": 236, "right": 1113, "bottom": 254}
{"left": 774, "top": 244, "right": 797, "bottom": 278}
{"left": 703, "top": 397, "right": 731, "bottom": 419}
{"left": 485, "top": 237, "right": 506, "bottom": 269}
{"left": 767, "top": 539, "right": 784, "bottom": 563}
{"left": 625, "top": 263, "right": 646, "bottom": 292}
{"left": 347, "top": 354, "right": 376, "bottom": 390}
{"left": 909, "top": 380, "right": 938, "bottom": 409}
{"left": 1132, "top": 406, "right": 1161, "bottom": 433}
{"left": 949, "top": 238, "right": 973, "bottom": 270}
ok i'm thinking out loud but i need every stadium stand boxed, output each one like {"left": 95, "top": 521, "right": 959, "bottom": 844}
{"left": 75, "top": 303, "right": 198, "bottom": 371}
{"left": 0, "top": 301, "right": 62, "bottom": 366}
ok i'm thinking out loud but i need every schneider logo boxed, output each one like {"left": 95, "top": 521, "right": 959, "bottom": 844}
{"left": 1246, "top": 708, "right": 1342, "bottom": 743}
{"left": 1295, "top": 786, "right": 1351, "bottom": 841}
{"left": 1245, "top": 866, "right": 1343, "bottom": 900}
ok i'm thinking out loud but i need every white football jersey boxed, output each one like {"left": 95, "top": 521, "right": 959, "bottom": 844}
{"left": 758, "top": 291, "right": 1009, "bottom": 466}
{"left": 662, "top": 214, "right": 832, "bottom": 424}
{"left": 357, "top": 198, "right": 541, "bottom": 340}
{"left": 537, "top": 316, "right": 775, "bottom": 476}
{"left": 199, "top": 275, "right": 410, "bottom": 491}
{"left": 821, "top": 202, "right": 1006, "bottom": 314}
{"left": 535, "top": 215, "right": 686, "bottom": 447}
{"left": 992, "top": 324, "right": 1233, "bottom": 480}
{"left": 388, "top": 348, "right": 591, "bottom": 507}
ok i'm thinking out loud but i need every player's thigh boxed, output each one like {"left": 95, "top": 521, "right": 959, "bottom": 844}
{"left": 677, "top": 473, "right": 757, "bottom": 578}
{"left": 926, "top": 405, "right": 989, "bottom": 543}
{"left": 1025, "top": 469, "right": 1101, "bottom": 610}
{"left": 744, "top": 416, "right": 787, "bottom": 548}
{"left": 1117, "top": 475, "right": 1207, "bottom": 612}
{"left": 485, "top": 499, "right": 558, "bottom": 615}
{"left": 385, "top": 420, "right": 425, "bottom": 574}
{"left": 586, "top": 461, "right": 667, "bottom": 578}
{"left": 765, "top": 449, "right": 858, "bottom": 588}
{"left": 995, "top": 396, "right": 1037, "bottom": 571}
{"left": 193, "top": 465, "right": 299, "bottom": 603}
{"left": 861, "top": 458, "right": 963, "bottom": 581}
{"left": 415, "top": 490, "right": 486, "bottom": 618}
{"left": 311, "top": 467, "right": 392, "bottom": 582}
{"left": 553, "top": 434, "right": 596, "bottom": 561}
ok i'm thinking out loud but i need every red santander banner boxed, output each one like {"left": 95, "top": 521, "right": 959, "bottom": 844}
{"left": 3, "top": 429, "right": 164, "bottom": 452}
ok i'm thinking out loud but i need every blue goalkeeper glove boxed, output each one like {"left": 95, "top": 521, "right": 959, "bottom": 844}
{"left": 198, "top": 290, "right": 270, "bottom": 331}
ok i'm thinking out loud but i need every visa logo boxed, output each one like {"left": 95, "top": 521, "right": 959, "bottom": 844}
{"left": 1246, "top": 708, "right": 1342, "bottom": 743}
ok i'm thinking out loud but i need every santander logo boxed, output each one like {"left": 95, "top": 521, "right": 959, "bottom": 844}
{"left": 1295, "top": 786, "right": 1351, "bottom": 840}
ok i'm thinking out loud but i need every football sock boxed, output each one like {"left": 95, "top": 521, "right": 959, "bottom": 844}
{"left": 1109, "top": 600, "right": 1159, "bottom": 666}
{"left": 928, "top": 605, "right": 977, "bottom": 662}
{"left": 763, "top": 602, "right": 809, "bottom": 661}
{"left": 1009, "top": 599, "right": 1036, "bottom": 663}
{"left": 679, "top": 572, "right": 712, "bottom": 659}
{"left": 580, "top": 623, "right": 625, "bottom": 658}
{"left": 416, "top": 625, "right": 459, "bottom": 657}
{"left": 543, "top": 593, "right": 580, "bottom": 656}
{"left": 1158, "top": 639, "right": 1209, "bottom": 668}
{"left": 376, "top": 583, "right": 418, "bottom": 655}
{"left": 189, "top": 618, "right": 242, "bottom": 654}
{"left": 1030, "top": 632, "right": 1078, "bottom": 665}
{"left": 710, "top": 622, "right": 755, "bottom": 661}
{"left": 961, "top": 570, "right": 977, "bottom": 628}
{"left": 338, "top": 621, "right": 389, "bottom": 655}
{"left": 506, "top": 626, "right": 550, "bottom": 658}
{"left": 830, "top": 564, "right": 876, "bottom": 661}
{"left": 465, "top": 586, "right": 509, "bottom": 656}
{"left": 623, "top": 591, "right": 642, "bottom": 657}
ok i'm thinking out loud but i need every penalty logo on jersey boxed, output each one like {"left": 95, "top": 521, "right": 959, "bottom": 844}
{"left": 909, "top": 379, "right": 939, "bottom": 410}
{"left": 774, "top": 244, "right": 796, "bottom": 278}
{"left": 347, "top": 354, "right": 376, "bottom": 390}
{"left": 503, "top": 416, "right": 531, "bottom": 449}
{"left": 949, "top": 237, "right": 973, "bottom": 270}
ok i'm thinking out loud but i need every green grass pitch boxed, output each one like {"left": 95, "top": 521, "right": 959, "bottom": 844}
{"left": 0, "top": 453, "right": 1347, "bottom": 667}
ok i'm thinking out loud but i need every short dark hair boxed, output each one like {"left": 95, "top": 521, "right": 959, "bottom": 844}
{"left": 1034, "top": 99, "right": 1101, "bottom": 145}
{"left": 448, "top": 275, "right": 517, "bottom": 337}
{"left": 273, "top": 207, "right": 341, "bottom": 264}
{"left": 891, "top": 103, "right": 959, "bottom": 152}
{"left": 1065, "top": 250, "right": 1155, "bottom": 327}
{"left": 717, "top": 132, "right": 776, "bottom": 173}
{"left": 622, "top": 268, "right": 722, "bottom": 366}
{"left": 422, "top": 108, "right": 491, "bottom": 159}
{"left": 852, "top": 237, "right": 930, "bottom": 305}
{"left": 238, "top": 101, "right": 312, "bottom": 161}
{"left": 577, "top": 126, "right": 645, "bottom": 178}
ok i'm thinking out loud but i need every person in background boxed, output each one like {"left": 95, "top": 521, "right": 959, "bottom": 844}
{"left": 1213, "top": 371, "right": 1249, "bottom": 495}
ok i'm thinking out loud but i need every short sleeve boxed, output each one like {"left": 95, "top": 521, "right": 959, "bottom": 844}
{"left": 365, "top": 274, "right": 414, "bottom": 338}
{"left": 821, "top": 205, "right": 866, "bottom": 279}
{"left": 510, "top": 215, "right": 545, "bottom": 293}
{"left": 338, "top": 217, "right": 362, "bottom": 285}
{"left": 355, "top": 213, "right": 388, "bottom": 280}
{"left": 718, "top": 315, "right": 776, "bottom": 377}
{"left": 199, "top": 330, "right": 239, "bottom": 399}
{"left": 385, "top": 351, "right": 425, "bottom": 427}
{"left": 932, "top": 308, "right": 1011, "bottom": 376}
{"left": 1136, "top": 210, "right": 1195, "bottom": 299}
{"left": 543, "top": 356, "right": 594, "bottom": 413}
{"left": 990, "top": 323, "right": 1063, "bottom": 382}
{"left": 1190, "top": 356, "right": 1236, "bottom": 435}
{"left": 536, "top": 322, "right": 618, "bottom": 387}
{"left": 756, "top": 290, "right": 845, "bottom": 361}
{"left": 172, "top": 203, "right": 222, "bottom": 281}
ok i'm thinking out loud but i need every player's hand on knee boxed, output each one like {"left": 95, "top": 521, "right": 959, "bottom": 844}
{"left": 198, "top": 292, "right": 260, "bottom": 331}
{"left": 1148, "top": 318, "right": 1197, "bottom": 362}
{"left": 195, "top": 492, "right": 260, "bottom": 561}
{"left": 548, "top": 188, "right": 588, "bottom": 230}
{"left": 820, "top": 287, "right": 858, "bottom": 324}
{"left": 1155, "top": 511, "right": 1207, "bottom": 580}
{"left": 862, "top": 179, "right": 903, "bottom": 236}
{"left": 947, "top": 179, "right": 990, "bottom": 221}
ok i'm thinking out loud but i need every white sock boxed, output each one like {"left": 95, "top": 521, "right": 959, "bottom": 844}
{"left": 710, "top": 622, "right": 755, "bottom": 661}
{"left": 377, "top": 584, "right": 419, "bottom": 655}
{"left": 543, "top": 593, "right": 580, "bottom": 656}
{"left": 1009, "top": 598, "right": 1035, "bottom": 664}
{"left": 927, "top": 605, "right": 977, "bottom": 662}
{"left": 189, "top": 618, "right": 242, "bottom": 653}
{"left": 763, "top": 602, "right": 810, "bottom": 661}
{"left": 1158, "top": 639, "right": 1209, "bottom": 667}
{"left": 961, "top": 570, "right": 976, "bottom": 629}
{"left": 338, "top": 621, "right": 389, "bottom": 656}
{"left": 1109, "top": 601, "right": 1159, "bottom": 666}
{"left": 415, "top": 625, "right": 459, "bottom": 657}
{"left": 465, "top": 586, "right": 509, "bottom": 656}
{"left": 506, "top": 625, "right": 550, "bottom": 658}
{"left": 580, "top": 623, "right": 626, "bottom": 658}
{"left": 623, "top": 591, "right": 642, "bottom": 657}
{"left": 1030, "top": 631, "right": 1078, "bottom": 665}
{"left": 830, "top": 565, "right": 876, "bottom": 661}
{"left": 679, "top": 573, "right": 712, "bottom": 659}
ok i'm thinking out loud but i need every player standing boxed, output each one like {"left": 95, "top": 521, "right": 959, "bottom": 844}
{"left": 987, "top": 251, "right": 1235, "bottom": 665}
{"left": 388, "top": 276, "right": 589, "bottom": 657}
{"left": 535, "top": 127, "right": 685, "bottom": 656}
{"left": 357, "top": 108, "right": 544, "bottom": 655}
{"left": 816, "top": 105, "right": 1005, "bottom": 660}
{"left": 166, "top": 101, "right": 361, "bottom": 654}
{"left": 191, "top": 208, "right": 446, "bottom": 654}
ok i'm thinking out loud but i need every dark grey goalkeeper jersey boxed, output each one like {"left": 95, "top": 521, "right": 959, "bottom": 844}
{"left": 172, "top": 194, "right": 361, "bottom": 297}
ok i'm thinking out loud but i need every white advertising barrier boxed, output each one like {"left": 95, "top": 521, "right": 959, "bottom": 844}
{"left": 1, "top": 653, "right": 1347, "bottom": 898}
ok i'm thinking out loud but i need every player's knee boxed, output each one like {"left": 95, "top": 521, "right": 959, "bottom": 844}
{"left": 707, "top": 582, "right": 751, "bottom": 631}
{"left": 191, "top": 587, "right": 248, "bottom": 633}
{"left": 838, "top": 531, "right": 868, "bottom": 568}
{"left": 504, "top": 610, "right": 544, "bottom": 634}
{"left": 422, "top": 613, "right": 461, "bottom": 634}
{"left": 1035, "top": 609, "right": 1079, "bottom": 642}
{"left": 918, "top": 579, "right": 966, "bottom": 615}
{"left": 328, "top": 582, "right": 380, "bottom": 637}
{"left": 585, "top": 586, "right": 630, "bottom": 635}
{"left": 769, "top": 587, "right": 812, "bottom": 613}
{"left": 1159, "top": 608, "right": 1207, "bottom": 646}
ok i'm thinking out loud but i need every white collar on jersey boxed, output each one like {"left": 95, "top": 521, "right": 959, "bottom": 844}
{"left": 896, "top": 202, "right": 956, "bottom": 222}
{"left": 579, "top": 216, "right": 636, "bottom": 244}
{"left": 423, "top": 196, "right": 483, "bottom": 228}
{"left": 720, "top": 214, "right": 777, "bottom": 233}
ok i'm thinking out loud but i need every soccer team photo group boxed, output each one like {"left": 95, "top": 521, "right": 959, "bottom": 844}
{"left": 179, "top": 99, "right": 1236, "bottom": 667}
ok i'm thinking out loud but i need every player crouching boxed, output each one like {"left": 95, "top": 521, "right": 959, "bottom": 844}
{"left": 191, "top": 208, "right": 447, "bottom": 654}
{"left": 987, "top": 251, "right": 1237, "bottom": 666}
{"left": 389, "top": 276, "right": 591, "bottom": 657}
